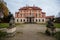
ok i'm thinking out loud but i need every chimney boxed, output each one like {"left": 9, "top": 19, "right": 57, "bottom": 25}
{"left": 33, "top": 4, "right": 35, "bottom": 7}
{"left": 26, "top": 4, "right": 29, "bottom": 7}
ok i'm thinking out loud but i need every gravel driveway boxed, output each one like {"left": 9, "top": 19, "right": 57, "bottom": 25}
{"left": 3, "top": 24, "right": 56, "bottom": 40}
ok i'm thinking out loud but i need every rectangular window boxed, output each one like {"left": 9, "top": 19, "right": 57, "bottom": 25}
{"left": 24, "top": 14, "right": 25, "bottom": 16}
{"left": 20, "top": 14, "right": 22, "bottom": 17}
{"left": 39, "top": 14, "right": 40, "bottom": 17}
{"left": 27, "top": 19, "right": 28, "bottom": 22}
{"left": 30, "top": 13, "right": 31, "bottom": 15}
{"left": 36, "top": 14, "right": 37, "bottom": 17}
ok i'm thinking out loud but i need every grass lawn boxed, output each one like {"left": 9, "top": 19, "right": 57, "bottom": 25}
{"left": 54, "top": 23, "right": 60, "bottom": 28}
{"left": 0, "top": 23, "right": 9, "bottom": 28}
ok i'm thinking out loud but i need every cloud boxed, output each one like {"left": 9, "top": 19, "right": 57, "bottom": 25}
{"left": 4, "top": 0, "right": 60, "bottom": 16}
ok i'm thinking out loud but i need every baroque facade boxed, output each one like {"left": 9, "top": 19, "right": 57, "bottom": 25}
{"left": 15, "top": 6, "right": 46, "bottom": 23}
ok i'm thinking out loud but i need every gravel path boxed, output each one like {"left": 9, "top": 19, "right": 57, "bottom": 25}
{"left": 3, "top": 24, "right": 56, "bottom": 40}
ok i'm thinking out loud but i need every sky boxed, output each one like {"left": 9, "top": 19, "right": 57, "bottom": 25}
{"left": 4, "top": 0, "right": 60, "bottom": 16}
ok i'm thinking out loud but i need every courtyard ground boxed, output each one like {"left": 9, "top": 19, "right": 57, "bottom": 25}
{"left": 1, "top": 24, "right": 57, "bottom": 40}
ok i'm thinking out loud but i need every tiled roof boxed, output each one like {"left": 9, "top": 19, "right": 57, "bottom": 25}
{"left": 19, "top": 6, "right": 42, "bottom": 10}
{"left": 42, "top": 12, "right": 46, "bottom": 14}
{"left": 15, "top": 12, "right": 19, "bottom": 14}
{"left": 46, "top": 16, "right": 54, "bottom": 19}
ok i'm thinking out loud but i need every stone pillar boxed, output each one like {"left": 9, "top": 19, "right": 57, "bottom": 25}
{"left": 31, "top": 17, "right": 33, "bottom": 23}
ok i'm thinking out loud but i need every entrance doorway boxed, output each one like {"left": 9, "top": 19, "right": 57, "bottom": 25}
{"left": 26, "top": 17, "right": 34, "bottom": 23}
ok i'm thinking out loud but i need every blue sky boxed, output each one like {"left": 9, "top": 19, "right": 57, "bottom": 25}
{"left": 4, "top": 0, "right": 60, "bottom": 16}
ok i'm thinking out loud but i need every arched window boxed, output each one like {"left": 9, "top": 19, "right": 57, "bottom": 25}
{"left": 21, "top": 19, "right": 22, "bottom": 22}
{"left": 39, "top": 19, "right": 40, "bottom": 22}
{"left": 17, "top": 19, "right": 18, "bottom": 22}
{"left": 42, "top": 19, "right": 44, "bottom": 22}
{"left": 24, "top": 19, "right": 25, "bottom": 22}
{"left": 36, "top": 19, "right": 37, "bottom": 22}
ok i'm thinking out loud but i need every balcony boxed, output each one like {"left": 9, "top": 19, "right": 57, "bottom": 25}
{"left": 25, "top": 15, "right": 34, "bottom": 18}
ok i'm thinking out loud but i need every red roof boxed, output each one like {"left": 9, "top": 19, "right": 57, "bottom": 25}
{"left": 42, "top": 12, "right": 46, "bottom": 14}
{"left": 19, "top": 6, "right": 42, "bottom": 10}
{"left": 15, "top": 12, "right": 19, "bottom": 14}
{"left": 46, "top": 16, "right": 54, "bottom": 19}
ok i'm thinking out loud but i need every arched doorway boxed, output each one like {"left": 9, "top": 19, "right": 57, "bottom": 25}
{"left": 25, "top": 17, "right": 34, "bottom": 23}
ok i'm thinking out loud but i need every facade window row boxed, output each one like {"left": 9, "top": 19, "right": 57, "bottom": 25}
{"left": 19, "top": 13, "right": 41, "bottom": 17}
{"left": 17, "top": 19, "right": 25, "bottom": 22}
{"left": 36, "top": 19, "right": 44, "bottom": 22}
{"left": 16, "top": 19, "right": 44, "bottom": 23}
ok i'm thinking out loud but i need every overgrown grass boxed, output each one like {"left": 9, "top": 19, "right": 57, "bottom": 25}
{"left": 0, "top": 31, "right": 7, "bottom": 37}
{"left": 54, "top": 23, "right": 60, "bottom": 28}
{"left": 55, "top": 31, "right": 60, "bottom": 40}
{"left": 37, "top": 23, "right": 46, "bottom": 25}
{"left": 0, "top": 23, "right": 9, "bottom": 28}
{"left": 15, "top": 23, "right": 23, "bottom": 26}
